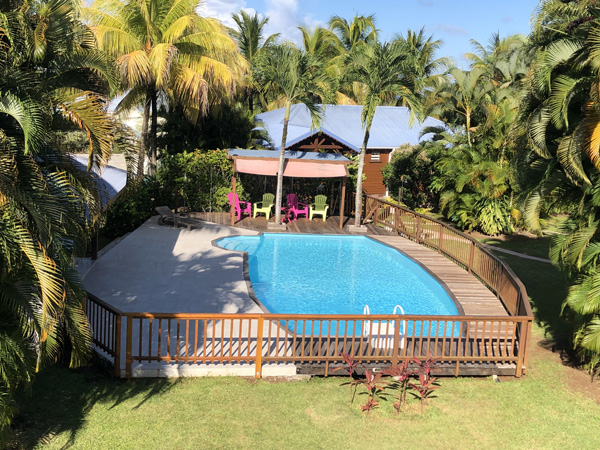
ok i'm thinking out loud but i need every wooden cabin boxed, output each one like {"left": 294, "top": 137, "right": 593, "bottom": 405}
{"left": 254, "top": 105, "right": 445, "bottom": 196}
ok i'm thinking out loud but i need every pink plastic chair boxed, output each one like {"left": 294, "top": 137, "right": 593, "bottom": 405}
{"left": 227, "top": 192, "right": 252, "bottom": 221}
{"left": 284, "top": 194, "right": 309, "bottom": 220}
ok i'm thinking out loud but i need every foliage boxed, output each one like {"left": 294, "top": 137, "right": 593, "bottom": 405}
{"left": 382, "top": 359, "right": 414, "bottom": 414}
{"left": 0, "top": 0, "right": 116, "bottom": 429}
{"left": 345, "top": 40, "right": 421, "bottom": 227}
{"left": 353, "top": 369, "right": 386, "bottom": 414}
{"left": 382, "top": 143, "right": 442, "bottom": 209}
{"left": 86, "top": 0, "right": 245, "bottom": 175}
{"left": 103, "top": 177, "right": 171, "bottom": 239}
{"left": 332, "top": 352, "right": 362, "bottom": 404}
{"left": 157, "top": 102, "right": 256, "bottom": 154}
{"left": 518, "top": 0, "right": 600, "bottom": 372}
{"left": 157, "top": 149, "right": 237, "bottom": 213}
{"left": 337, "top": 353, "right": 441, "bottom": 415}
{"left": 229, "top": 9, "right": 278, "bottom": 113}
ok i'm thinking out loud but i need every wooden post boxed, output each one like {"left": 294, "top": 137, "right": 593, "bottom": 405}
{"left": 415, "top": 216, "right": 421, "bottom": 244}
{"left": 391, "top": 316, "right": 400, "bottom": 366}
{"left": 394, "top": 204, "right": 399, "bottom": 233}
{"left": 339, "top": 178, "right": 346, "bottom": 229}
{"left": 468, "top": 241, "right": 475, "bottom": 274}
{"left": 438, "top": 223, "right": 444, "bottom": 253}
{"left": 255, "top": 316, "right": 264, "bottom": 379}
{"left": 230, "top": 172, "right": 237, "bottom": 226}
{"left": 521, "top": 319, "right": 532, "bottom": 376}
{"left": 125, "top": 315, "right": 132, "bottom": 378}
{"left": 114, "top": 315, "right": 122, "bottom": 377}
{"left": 515, "top": 319, "right": 530, "bottom": 377}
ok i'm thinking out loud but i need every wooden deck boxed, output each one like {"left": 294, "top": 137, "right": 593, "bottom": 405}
{"left": 194, "top": 212, "right": 392, "bottom": 235}
{"left": 196, "top": 212, "right": 508, "bottom": 318}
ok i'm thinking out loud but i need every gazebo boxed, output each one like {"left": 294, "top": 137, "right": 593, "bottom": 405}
{"left": 227, "top": 149, "right": 351, "bottom": 228}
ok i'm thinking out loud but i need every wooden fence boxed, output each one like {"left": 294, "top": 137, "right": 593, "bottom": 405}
{"left": 87, "top": 297, "right": 531, "bottom": 378}
{"left": 86, "top": 196, "right": 533, "bottom": 378}
{"left": 362, "top": 195, "right": 532, "bottom": 318}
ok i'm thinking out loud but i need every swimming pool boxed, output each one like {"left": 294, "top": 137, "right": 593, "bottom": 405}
{"left": 216, "top": 234, "right": 460, "bottom": 335}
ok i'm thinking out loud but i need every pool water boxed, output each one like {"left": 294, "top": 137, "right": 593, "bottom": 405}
{"left": 217, "top": 234, "right": 459, "bottom": 335}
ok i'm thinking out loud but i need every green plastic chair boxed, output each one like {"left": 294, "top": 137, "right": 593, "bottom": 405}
{"left": 309, "top": 195, "right": 329, "bottom": 221}
{"left": 253, "top": 193, "right": 275, "bottom": 220}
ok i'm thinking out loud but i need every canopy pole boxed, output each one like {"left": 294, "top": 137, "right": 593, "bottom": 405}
{"left": 339, "top": 177, "right": 346, "bottom": 229}
{"left": 230, "top": 168, "right": 237, "bottom": 226}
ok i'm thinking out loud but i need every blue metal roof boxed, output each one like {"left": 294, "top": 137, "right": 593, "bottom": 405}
{"left": 73, "top": 155, "right": 128, "bottom": 207}
{"left": 255, "top": 104, "right": 446, "bottom": 152}
{"left": 228, "top": 149, "right": 350, "bottom": 162}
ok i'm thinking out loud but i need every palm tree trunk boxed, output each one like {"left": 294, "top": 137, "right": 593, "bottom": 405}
{"left": 354, "top": 127, "right": 370, "bottom": 227}
{"left": 466, "top": 109, "right": 472, "bottom": 148}
{"left": 138, "top": 89, "right": 152, "bottom": 179}
{"left": 149, "top": 84, "right": 158, "bottom": 175}
{"left": 248, "top": 87, "right": 254, "bottom": 113}
{"left": 275, "top": 100, "right": 292, "bottom": 224}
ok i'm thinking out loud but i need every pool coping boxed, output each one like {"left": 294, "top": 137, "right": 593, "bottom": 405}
{"left": 211, "top": 232, "right": 465, "bottom": 317}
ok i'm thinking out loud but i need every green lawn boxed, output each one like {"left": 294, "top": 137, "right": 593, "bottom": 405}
{"left": 479, "top": 234, "right": 571, "bottom": 345}
{"left": 9, "top": 233, "right": 600, "bottom": 449}
{"left": 9, "top": 351, "right": 600, "bottom": 450}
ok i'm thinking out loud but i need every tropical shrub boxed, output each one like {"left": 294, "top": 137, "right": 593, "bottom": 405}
{"left": 336, "top": 353, "right": 441, "bottom": 414}
{"left": 157, "top": 149, "right": 239, "bottom": 212}
{"left": 103, "top": 177, "right": 172, "bottom": 239}
{"left": 0, "top": 0, "right": 117, "bottom": 430}
{"left": 382, "top": 143, "right": 442, "bottom": 209}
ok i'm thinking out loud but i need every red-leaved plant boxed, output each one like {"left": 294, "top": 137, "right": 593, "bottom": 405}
{"left": 354, "top": 369, "right": 387, "bottom": 414}
{"left": 409, "top": 354, "right": 441, "bottom": 413}
{"left": 383, "top": 359, "right": 415, "bottom": 414}
{"left": 409, "top": 372, "right": 440, "bottom": 413}
{"left": 332, "top": 352, "right": 362, "bottom": 404}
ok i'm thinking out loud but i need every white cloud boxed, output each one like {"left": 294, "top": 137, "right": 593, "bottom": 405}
{"left": 262, "top": 0, "right": 325, "bottom": 45}
{"left": 200, "top": 0, "right": 257, "bottom": 28}
{"left": 264, "top": 0, "right": 301, "bottom": 43}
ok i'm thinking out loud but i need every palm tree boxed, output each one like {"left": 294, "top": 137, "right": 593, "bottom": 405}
{"left": 346, "top": 41, "right": 421, "bottom": 227}
{"left": 86, "top": 0, "right": 245, "bottom": 176}
{"left": 329, "top": 14, "right": 378, "bottom": 52}
{"left": 518, "top": 0, "right": 600, "bottom": 372}
{"left": 427, "top": 67, "right": 493, "bottom": 148}
{"left": 393, "top": 28, "right": 451, "bottom": 94}
{"left": 230, "top": 9, "right": 278, "bottom": 113}
{"left": 0, "top": 0, "right": 116, "bottom": 426}
{"left": 254, "top": 45, "right": 328, "bottom": 224}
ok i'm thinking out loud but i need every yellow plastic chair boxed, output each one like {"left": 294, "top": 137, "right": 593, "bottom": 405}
{"left": 309, "top": 195, "right": 329, "bottom": 221}
{"left": 253, "top": 193, "right": 275, "bottom": 220}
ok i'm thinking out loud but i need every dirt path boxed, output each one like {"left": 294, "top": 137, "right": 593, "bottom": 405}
{"left": 484, "top": 245, "right": 552, "bottom": 264}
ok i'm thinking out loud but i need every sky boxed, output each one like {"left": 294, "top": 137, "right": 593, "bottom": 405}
{"left": 200, "top": 0, "right": 541, "bottom": 67}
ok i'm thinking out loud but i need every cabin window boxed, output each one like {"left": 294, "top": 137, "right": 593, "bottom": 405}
{"left": 371, "top": 151, "right": 381, "bottom": 162}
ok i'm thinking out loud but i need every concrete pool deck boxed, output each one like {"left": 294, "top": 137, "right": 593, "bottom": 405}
{"left": 83, "top": 217, "right": 300, "bottom": 377}
{"left": 83, "top": 217, "right": 260, "bottom": 314}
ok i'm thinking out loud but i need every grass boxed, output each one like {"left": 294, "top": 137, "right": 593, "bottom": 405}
{"left": 479, "top": 234, "right": 571, "bottom": 345}
{"left": 9, "top": 354, "right": 600, "bottom": 450}
{"left": 9, "top": 230, "right": 600, "bottom": 449}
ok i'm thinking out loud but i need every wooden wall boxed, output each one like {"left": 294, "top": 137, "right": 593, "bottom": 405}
{"left": 363, "top": 149, "right": 391, "bottom": 195}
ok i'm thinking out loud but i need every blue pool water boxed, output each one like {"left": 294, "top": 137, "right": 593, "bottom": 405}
{"left": 217, "top": 234, "right": 459, "bottom": 336}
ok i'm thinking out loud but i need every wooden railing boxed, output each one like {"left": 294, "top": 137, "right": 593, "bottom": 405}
{"left": 86, "top": 293, "right": 123, "bottom": 377}
{"left": 87, "top": 296, "right": 531, "bottom": 378}
{"left": 363, "top": 195, "right": 533, "bottom": 319}
{"left": 85, "top": 197, "right": 533, "bottom": 379}
{"left": 87, "top": 294, "right": 531, "bottom": 378}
